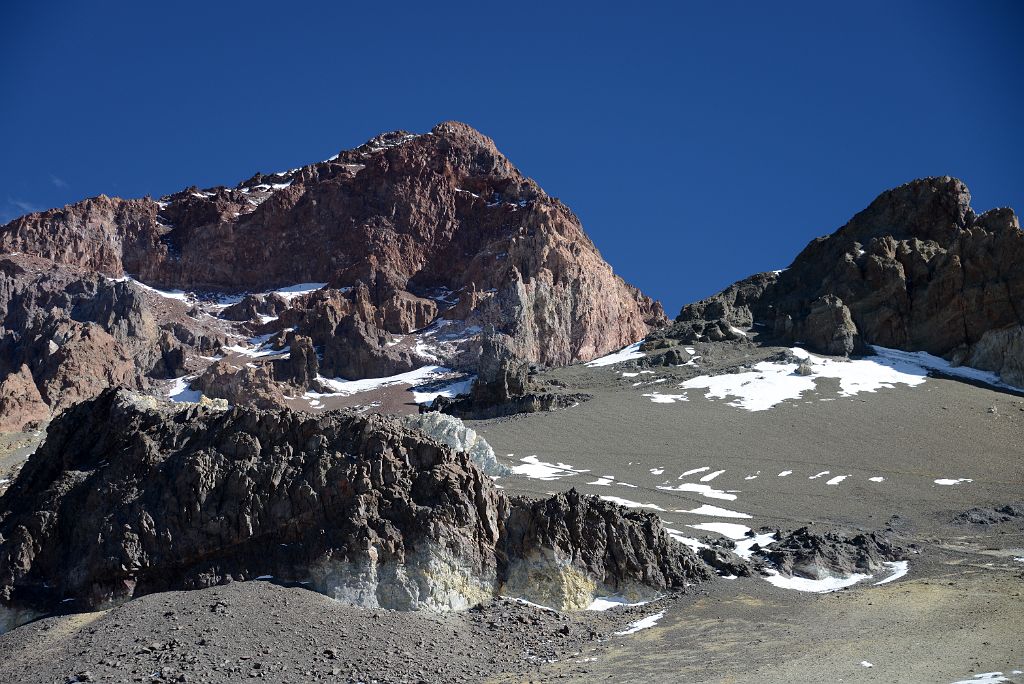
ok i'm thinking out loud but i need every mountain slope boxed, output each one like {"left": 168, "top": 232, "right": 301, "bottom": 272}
{"left": 0, "top": 122, "right": 665, "bottom": 429}
{"left": 0, "top": 122, "right": 663, "bottom": 368}
{"left": 663, "top": 177, "right": 1023, "bottom": 386}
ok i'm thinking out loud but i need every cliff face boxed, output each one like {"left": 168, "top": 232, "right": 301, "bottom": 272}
{"left": 666, "top": 177, "right": 1024, "bottom": 386}
{"left": 0, "top": 390, "right": 707, "bottom": 627}
{"left": 0, "top": 122, "right": 663, "bottom": 370}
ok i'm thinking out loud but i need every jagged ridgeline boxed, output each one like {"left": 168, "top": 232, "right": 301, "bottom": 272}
{"left": 0, "top": 390, "right": 711, "bottom": 632}
{"left": 653, "top": 177, "right": 1024, "bottom": 387}
{"left": 0, "top": 122, "right": 666, "bottom": 432}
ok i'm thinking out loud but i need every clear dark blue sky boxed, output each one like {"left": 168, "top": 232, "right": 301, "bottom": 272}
{"left": 2, "top": 2, "right": 1021, "bottom": 314}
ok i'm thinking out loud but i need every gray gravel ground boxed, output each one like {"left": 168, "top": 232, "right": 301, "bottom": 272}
{"left": 1, "top": 340, "right": 1021, "bottom": 683}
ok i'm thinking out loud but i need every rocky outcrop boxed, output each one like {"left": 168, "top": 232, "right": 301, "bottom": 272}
{"left": 220, "top": 293, "right": 289, "bottom": 322}
{"left": 0, "top": 365, "right": 49, "bottom": 433}
{"left": 1, "top": 122, "right": 664, "bottom": 372}
{"left": 191, "top": 360, "right": 288, "bottom": 410}
{"left": 0, "top": 255, "right": 228, "bottom": 430}
{"left": 952, "top": 503, "right": 1024, "bottom": 525}
{"left": 664, "top": 178, "right": 1024, "bottom": 384}
{"left": 754, "top": 527, "right": 903, "bottom": 580}
{"left": 654, "top": 272, "right": 776, "bottom": 345}
{"left": 0, "top": 390, "right": 709, "bottom": 628}
{"left": 503, "top": 490, "right": 710, "bottom": 610}
{"left": 429, "top": 331, "right": 590, "bottom": 418}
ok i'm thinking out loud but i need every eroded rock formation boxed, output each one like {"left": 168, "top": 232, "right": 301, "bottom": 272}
{"left": 429, "top": 330, "right": 590, "bottom": 418}
{"left": 1, "top": 122, "right": 664, "bottom": 372}
{"left": 754, "top": 527, "right": 903, "bottom": 580}
{"left": 0, "top": 390, "right": 707, "bottom": 629}
{"left": 0, "top": 255, "right": 227, "bottom": 428}
{"left": 662, "top": 178, "right": 1024, "bottom": 385}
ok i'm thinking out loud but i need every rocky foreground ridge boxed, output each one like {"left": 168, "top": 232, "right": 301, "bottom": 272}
{"left": 658, "top": 177, "right": 1024, "bottom": 386}
{"left": 0, "top": 390, "right": 709, "bottom": 632}
{"left": 0, "top": 122, "right": 664, "bottom": 431}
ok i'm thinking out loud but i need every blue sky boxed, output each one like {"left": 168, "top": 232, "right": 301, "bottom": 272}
{"left": 2, "top": 2, "right": 1021, "bottom": 314}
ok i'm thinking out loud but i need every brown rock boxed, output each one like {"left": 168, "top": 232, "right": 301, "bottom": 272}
{"left": 0, "top": 365, "right": 49, "bottom": 432}
{"left": 1, "top": 122, "right": 665, "bottom": 368}
{"left": 665, "top": 177, "right": 1024, "bottom": 385}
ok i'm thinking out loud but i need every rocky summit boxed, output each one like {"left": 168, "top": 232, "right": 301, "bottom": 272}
{"left": 662, "top": 177, "right": 1024, "bottom": 386}
{"left": 0, "top": 122, "right": 663, "bottom": 432}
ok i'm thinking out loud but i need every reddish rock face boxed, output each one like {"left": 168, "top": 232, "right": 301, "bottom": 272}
{"left": 0, "top": 365, "right": 49, "bottom": 433}
{"left": 0, "top": 122, "right": 664, "bottom": 370}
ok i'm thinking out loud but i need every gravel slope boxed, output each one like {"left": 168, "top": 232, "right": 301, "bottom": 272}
{"left": 1, "top": 340, "right": 1021, "bottom": 683}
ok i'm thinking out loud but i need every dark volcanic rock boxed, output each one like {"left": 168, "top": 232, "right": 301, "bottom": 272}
{"left": 502, "top": 489, "right": 710, "bottom": 609}
{"left": 321, "top": 311, "right": 417, "bottom": 380}
{"left": 274, "top": 331, "right": 320, "bottom": 387}
{"left": 663, "top": 178, "right": 1024, "bottom": 385}
{"left": 219, "top": 292, "right": 288, "bottom": 322}
{"left": 0, "top": 390, "right": 707, "bottom": 628}
{"left": 952, "top": 503, "right": 1024, "bottom": 525}
{"left": 430, "top": 331, "right": 590, "bottom": 418}
{"left": 756, "top": 527, "right": 903, "bottom": 580}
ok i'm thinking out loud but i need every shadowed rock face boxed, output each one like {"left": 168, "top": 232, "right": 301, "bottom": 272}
{"left": 665, "top": 177, "right": 1024, "bottom": 384}
{"left": 429, "top": 330, "right": 590, "bottom": 419}
{"left": 755, "top": 527, "right": 903, "bottom": 580}
{"left": 0, "top": 256, "right": 227, "bottom": 429}
{"left": 0, "top": 122, "right": 664, "bottom": 371}
{"left": 0, "top": 390, "right": 705, "bottom": 628}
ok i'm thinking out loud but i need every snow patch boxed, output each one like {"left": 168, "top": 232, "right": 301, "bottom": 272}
{"left": 761, "top": 568, "right": 871, "bottom": 593}
{"left": 872, "top": 345, "right": 1024, "bottom": 392}
{"left": 585, "top": 342, "right": 644, "bottom": 367}
{"left": 511, "top": 455, "right": 588, "bottom": 481}
{"left": 951, "top": 672, "right": 1015, "bottom": 684}
{"left": 614, "top": 611, "right": 665, "bottom": 636}
{"left": 679, "top": 347, "right": 927, "bottom": 412}
{"left": 678, "top": 504, "right": 751, "bottom": 519}
{"left": 934, "top": 478, "right": 973, "bottom": 486}
{"left": 411, "top": 375, "right": 475, "bottom": 404}
{"left": 598, "top": 496, "right": 665, "bottom": 511}
{"left": 642, "top": 392, "right": 688, "bottom": 403}
{"left": 586, "top": 595, "right": 652, "bottom": 611}
{"left": 167, "top": 376, "right": 202, "bottom": 403}
{"left": 687, "top": 521, "right": 752, "bottom": 539}
{"left": 312, "top": 366, "right": 449, "bottom": 397}
{"left": 273, "top": 282, "right": 327, "bottom": 301}
{"left": 873, "top": 560, "right": 909, "bottom": 585}
{"left": 657, "top": 482, "right": 737, "bottom": 501}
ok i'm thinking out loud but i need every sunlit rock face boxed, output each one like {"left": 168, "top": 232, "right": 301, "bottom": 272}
{"left": 662, "top": 177, "right": 1024, "bottom": 386}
